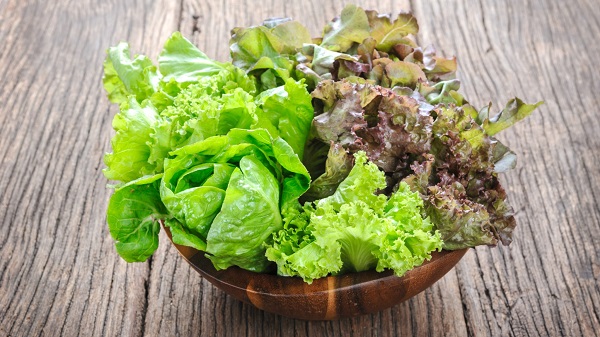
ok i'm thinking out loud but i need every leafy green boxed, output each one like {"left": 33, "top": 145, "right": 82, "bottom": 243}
{"left": 308, "top": 80, "right": 541, "bottom": 249}
{"left": 321, "top": 4, "right": 371, "bottom": 52}
{"left": 103, "top": 33, "right": 314, "bottom": 266}
{"left": 206, "top": 155, "right": 282, "bottom": 272}
{"left": 229, "top": 21, "right": 311, "bottom": 91}
{"left": 366, "top": 11, "right": 418, "bottom": 51}
{"left": 158, "top": 32, "right": 226, "bottom": 83}
{"left": 103, "top": 98, "right": 161, "bottom": 182}
{"left": 160, "top": 129, "right": 310, "bottom": 271}
{"left": 254, "top": 78, "right": 314, "bottom": 159}
{"left": 266, "top": 152, "right": 442, "bottom": 283}
{"left": 103, "top": 42, "right": 159, "bottom": 104}
{"left": 107, "top": 174, "right": 166, "bottom": 262}
{"left": 103, "top": 6, "right": 541, "bottom": 282}
{"left": 303, "top": 143, "right": 353, "bottom": 201}
{"left": 479, "top": 98, "right": 544, "bottom": 136}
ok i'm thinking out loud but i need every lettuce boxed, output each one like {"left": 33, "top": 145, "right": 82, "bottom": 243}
{"left": 307, "top": 80, "right": 541, "bottom": 249}
{"left": 266, "top": 152, "right": 442, "bottom": 283}
{"left": 103, "top": 7, "right": 540, "bottom": 282}
{"left": 103, "top": 98, "right": 162, "bottom": 182}
{"left": 106, "top": 174, "right": 166, "bottom": 262}
{"left": 230, "top": 5, "right": 456, "bottom": 96}
{"left": 160, "top": 129, "right": 310, "bottom": 271}
{"left": 103, "top": 33, "right": 313, "bottom": 263}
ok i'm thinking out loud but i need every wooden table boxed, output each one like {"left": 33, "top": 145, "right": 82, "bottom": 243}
{"left": 1, "top": 0, "right": 598, "bottom": 336}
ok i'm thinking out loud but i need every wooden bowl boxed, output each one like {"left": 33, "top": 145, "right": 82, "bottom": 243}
{"left": 163, "top": 225, "right": 468, "bottom": 320}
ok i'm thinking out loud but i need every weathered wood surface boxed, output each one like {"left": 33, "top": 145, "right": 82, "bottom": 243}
{"left": 0, "top": 0, "right": 598, "bottom": 336}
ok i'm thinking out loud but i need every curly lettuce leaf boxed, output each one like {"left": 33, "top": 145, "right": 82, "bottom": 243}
{"left": 409, "top": 105, "right": 520, "bottom": 248}
{"left": 104, "top": 98, "right": 162, "bottom": 182}
{"left": 255, "top": 78, "right": 314, "bottom": 159}
{"left": 107, "top": 174, "right": 166, "bottom": 262}
{"left": 104, "top": 32, "right": 227, "bottom": 106}
{"left": 103, "top": 42, "right": 159, "bottom": 104}
{"left": 317, "top": 151, "right": 387, "bottom": 212}
{"left": 312, "top": 80, "right": 433, "bottom": 173}
{"left": 266, "top": 152, "right": 442, "bottom": 283}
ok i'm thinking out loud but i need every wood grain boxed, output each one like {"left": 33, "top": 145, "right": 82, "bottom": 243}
{"left": 0, "top": 0, "right": 598, "bottom": 336}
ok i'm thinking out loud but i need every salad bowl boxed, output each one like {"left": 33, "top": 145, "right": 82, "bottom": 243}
{"left": 164, "top": 224, "right": 468, "bottom": 320}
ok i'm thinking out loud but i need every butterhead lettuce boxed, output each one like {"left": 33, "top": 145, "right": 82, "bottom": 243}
{"left": 103, "top": 33, "right": 313, "bottom": 264}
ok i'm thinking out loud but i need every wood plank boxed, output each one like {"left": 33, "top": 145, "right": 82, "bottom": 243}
{"left": 0, "top": 0, "right": 180, "bottom": 336}
{"left": 1, "top": 0, "right": 599, "bottom": 336}
{"left": 413, "top": 0, "right": 600, "bottom": 336}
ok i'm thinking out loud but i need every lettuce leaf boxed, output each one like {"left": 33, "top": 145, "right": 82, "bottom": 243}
{"left": 266, "top": 152, "right": 442, "bottom": 283}
{"left": 229, "top": 21, "right": 310, "bottom": 91}
{"left": 103, "top": 98, "right": 162, "bottom": 182}
{"left": 103, "top": 34, "right": 314, "bottom": 265}
{"left": 254, "top": 78, "right": 314, "bottom": 159}
{"left": 107, "top": 174, "right": 166, "bottom": 262}
{"left": 160, "top": 129, "right": 310, "bottom": 272}
{"left": 308, "top": 80, "right": 540, "bottom": 249}
{"left": 479, "top": 98, "right": 544, "bottom": 136}
{"left": 103, "top": 43, "right": 159, "bottom": 104}
{"left": 321, "top": 4, "right": 371, "bottom": 52}
{"left": 158, "top": 32, "right": 226, "bottom": 83}
{"left": 206, "top": 155, "right": 282, "bottom": 272}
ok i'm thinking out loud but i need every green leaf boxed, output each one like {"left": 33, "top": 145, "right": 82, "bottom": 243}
{"left": 366, "top": 11, "right": 419, "bottom": 51}
{"left": 491, "top": 139, "right": 517, "bottom": 173}
{"left": 103, "top": 42, "right": 159, "bottom": 103}
{"left": 107, "top": 174, "right": 166, "bottom": 262}
{"left": 271, "top": 21, "right": 312, "bottom": 54}
{"left": 304, "top": 143, "right": 353, "bottom": 200}
{"left": 206, "top": 155, "right": 282, "bottom": 272}
{"left": 419, "top": 79, "right": 462, "bottom": 105}
{"left": 104, "top": 98, "right": 160, "bottom": 182}
{"left": 165, "top": 218, "right": 207, "bottom": 251}
{"left": 161, "top": 158, "right": 231, "bottom": 243}
{"left": 272, "top": 137, "right": 311, "bottom": 207}
{"left": 158, "top": 32, "right": 225, "bottom": 83}
{"left": 482, "top": 98, "right": 543, "bottom": 135}
{"left": 255, "top": 78, "right": 314, "bottom": 159}
{"left": 321, "top": 4, "right": 371, "bottom": 52}
{"left": 384, "top": 61, "right": 427, "bottom": 88}
{"left": 103, "top": 57, "right": 129, "bottom": 104}
{"left": 230, "top": 26, "right": 284, "bottom": 70}
{"left": 318, "top": 151, "right": 387, "bottom": 212}
{"left": 302, "top": 44, "right": 358, "bottom": 75}
{"left": 217, "top": 88, "right": 258, "bottom": 134}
